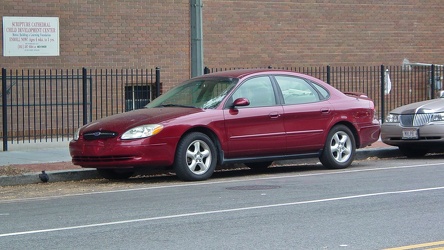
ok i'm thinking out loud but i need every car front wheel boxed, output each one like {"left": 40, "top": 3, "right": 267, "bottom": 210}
{"left": 320, "top": 125, "right": 356, "bottom": 169}
{"left": 174, "top": 132, "right": 217, "bottom": 181}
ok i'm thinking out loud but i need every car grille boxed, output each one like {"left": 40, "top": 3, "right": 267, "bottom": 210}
{"left": 83, "top": 131, "right": 118, "bottom": 140}
{"left": 400, "top": 113, "right": 433, "bottom": 127}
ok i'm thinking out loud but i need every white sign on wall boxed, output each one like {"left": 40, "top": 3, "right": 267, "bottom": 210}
{"left": 2, "top": 16, "right": 59, "bottom": 56}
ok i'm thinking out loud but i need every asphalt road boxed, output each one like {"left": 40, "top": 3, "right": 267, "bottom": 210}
{"left": 1, "top": 157, "right": 444, "bottom": 250}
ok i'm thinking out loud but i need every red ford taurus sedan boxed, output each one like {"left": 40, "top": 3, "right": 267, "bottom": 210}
{"left": 69, "top": 69, "right": 380, "bottom": 181}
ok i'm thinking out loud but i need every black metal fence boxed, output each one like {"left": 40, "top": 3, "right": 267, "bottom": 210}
{"left": 1, "top": 67, "right": 161, "bottom": 151}
{"left": 1, "top": 64, "right": 443, "bottom": 151}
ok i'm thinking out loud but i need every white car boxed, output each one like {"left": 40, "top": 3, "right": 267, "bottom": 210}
{"left": 381, "top": 92, "right": 444, "bottom": 157}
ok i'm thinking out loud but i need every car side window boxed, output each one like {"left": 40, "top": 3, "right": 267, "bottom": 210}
{"left": 231, "top": 76, "right": 276, "bottom": 107}
{"left": 311, "top": 81, "right": 330, "bottom": 99}
{"left": 275, "top": 76, "right": 320, "bottom": 105}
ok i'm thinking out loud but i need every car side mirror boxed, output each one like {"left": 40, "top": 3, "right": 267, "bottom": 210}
{"left": 439, "top": 90, "right": 444, "bottom": 98}
{"left": 231, "top": 98, "right": 250, "bottom": 108}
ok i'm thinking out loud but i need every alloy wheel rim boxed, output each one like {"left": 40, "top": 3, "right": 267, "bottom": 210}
{"left": 330, "top": 131, "right": 352, "bottom": 163}
{"left": 186, "top": 140, "right": 212, "bottom": 175}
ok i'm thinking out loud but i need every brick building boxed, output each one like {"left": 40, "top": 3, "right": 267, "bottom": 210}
{"left": 1, "top": 0, "right": 443, "bottom": 90}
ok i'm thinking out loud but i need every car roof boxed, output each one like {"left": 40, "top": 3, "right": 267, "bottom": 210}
{"left": 198, "top": 68, "right": 302, "bottom": 79}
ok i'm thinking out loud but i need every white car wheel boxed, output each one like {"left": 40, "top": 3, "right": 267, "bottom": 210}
{"left": 174, "top": 132, "right": 217, "bottom": 181}
{"left": 320, "top": 125, "right": 356, "bottom": 169}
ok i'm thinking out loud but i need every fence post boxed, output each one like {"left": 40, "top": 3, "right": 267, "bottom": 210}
{"left": 2, "top": 68, "right": 7, "bottom": 151}
{"left": 82, "top": 67, "right": 88, "bottom": 125}
{"left": 430, "top": 64, "right": 435, "bottom": 99}
{"left": 326, "top": 65, "right": 331, "bottom": 85}
{"left": 380, "top": 65, "right": 385, "bottom": 124}
{"left": 155, "top": 67, "right": 161, "bottom": 98}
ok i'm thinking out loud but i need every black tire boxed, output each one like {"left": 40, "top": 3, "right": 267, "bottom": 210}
{"left": 173, "top": 132, "right": 217, "bottom": 181}
{"left": 245, "top": 161, "right": 272, "bottom": 171}
{"left": 398, "top": 146, "right": 428, "bottom": 158}
{"left": 97, "top": 168, "right": 134, "bottom": 180}
{"left": 320, "top": 125, "right": 356, "bottom": 169}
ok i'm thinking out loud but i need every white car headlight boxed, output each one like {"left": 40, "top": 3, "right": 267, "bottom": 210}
{"left": 385, "top": 114, "right": 400, "bottom": 123}
{"left": 431, "top": 112, "right": 444, "bottom": 122}
{"left": 121, "top": 124, "right": 164, "bottom": 140}
{"left": 73, "top": 127, "right": 81, "bottom": 141}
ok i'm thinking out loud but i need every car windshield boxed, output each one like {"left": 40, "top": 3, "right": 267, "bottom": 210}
{"left": 146, "top": 77, "right": 238, "bottom": 109}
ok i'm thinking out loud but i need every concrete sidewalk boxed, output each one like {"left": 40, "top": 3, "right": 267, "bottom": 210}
{"left": 0, "top": 140, "right": 402, "bottom": 186}
{"left": 0, "top": 141, "right": 71, "bottom": 166}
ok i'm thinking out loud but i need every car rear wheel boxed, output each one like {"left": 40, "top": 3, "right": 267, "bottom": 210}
{"left": 399, "top": 146, "right": 428, "bottom": 158}
{"left": 320, "top": 125, "right": 356, "bottom": 169}
{"left": 97, "top": 168, "right": 134, "bottom": 180}
{"left": 174, "top": 132, "right": 217, "bottom": 181}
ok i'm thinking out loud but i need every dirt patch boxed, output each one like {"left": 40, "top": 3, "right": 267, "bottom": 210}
{"left": 0, "top": 166, "right": 33, "bottom": 176}
{"left": 0, "top": 162, "right": 81, "bottom": 176}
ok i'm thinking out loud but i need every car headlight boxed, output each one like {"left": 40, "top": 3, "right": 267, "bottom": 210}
{"left": 431, "top": 112, "right": 444, "bottom": 122}
{"left": 121, "top": 124, "right": 164, "bottom": 140}
{"left": 385, "top": 113, "right": 400, "bottom": 123}
{"left": 73, "top": 127, "right": 81, "bottom": 141}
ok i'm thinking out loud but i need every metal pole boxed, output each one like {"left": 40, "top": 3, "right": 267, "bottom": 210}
{"left": 326, "top": 65, "right": 331, "bottom": 85}
{"left": 155, "top": 67, "right": 161, "bottom": 97}
{"left": 190, "top": 0, "right": 204, "bottom": 77}
{"left": 380, "top": 65, "right": 385, "bottom": 124}
{"left": 82, "top": 67, "right": 88, "bottom": 125}
{"left": 430, "top": 64, "right": 435, "bottom": 99}
{"left": 2, "top": 68, "right": 8, "bottom": 151}
{"left": 89, "top": 76, "right": 93, "bottom": 122}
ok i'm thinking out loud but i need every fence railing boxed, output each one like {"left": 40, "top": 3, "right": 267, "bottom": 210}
{"left": 1, "top": 67, "right": 161, "bottom": 151}
{"left": 1, "top": 65, "right": 442, "bottom": 151}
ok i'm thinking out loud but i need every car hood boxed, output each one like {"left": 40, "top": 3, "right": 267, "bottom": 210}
{"left": 391, "top": 98, "right": 444, "bottom": 114}
{"left": 82, "top": 107, "right": 202, "bottom": 133}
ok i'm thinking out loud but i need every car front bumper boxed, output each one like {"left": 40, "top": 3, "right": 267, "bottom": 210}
{"left": 381, "top": 122, "right": 444, "bottom": 147}
{"left": 69, "top": 138, "right": 176, "bottom": 169}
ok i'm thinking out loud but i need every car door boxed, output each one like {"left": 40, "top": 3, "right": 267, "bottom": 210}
{"left": 274, "top": 75, "right": 333, "bottom": 153}
{"left": 223, "top": 76, "right": 285, "bottom": 158}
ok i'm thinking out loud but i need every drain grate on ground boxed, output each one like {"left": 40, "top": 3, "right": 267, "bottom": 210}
{"left": 226, "top": 185, "right": 281, "bottom": 190}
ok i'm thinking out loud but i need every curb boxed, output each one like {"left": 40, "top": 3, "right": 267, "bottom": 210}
{"left": 0, "top": 169, "right": 100, "bottom": 186}
{"left": 355, "top": 147, "right": 402, "bottom": 160}
{"left": 0, "top": 147, "right": 401, "bottom": 186}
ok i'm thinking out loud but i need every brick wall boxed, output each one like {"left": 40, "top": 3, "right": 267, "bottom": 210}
{"left": 1, "top": 0, "right": 190, "bottom": 91}
{"left": 204, "top": 0, "right": 444, "bottom": 68}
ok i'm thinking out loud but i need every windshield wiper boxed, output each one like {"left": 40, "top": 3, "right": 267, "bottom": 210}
{"left": 158, "top": 104, "right": 197, "bottom": 108}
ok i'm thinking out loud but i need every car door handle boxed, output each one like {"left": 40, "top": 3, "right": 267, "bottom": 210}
{"left": 321, "top": 108, "right": 330, "bottom": 114}
{"left": 269, "top": 112, "right": 281, "bottom": 119}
